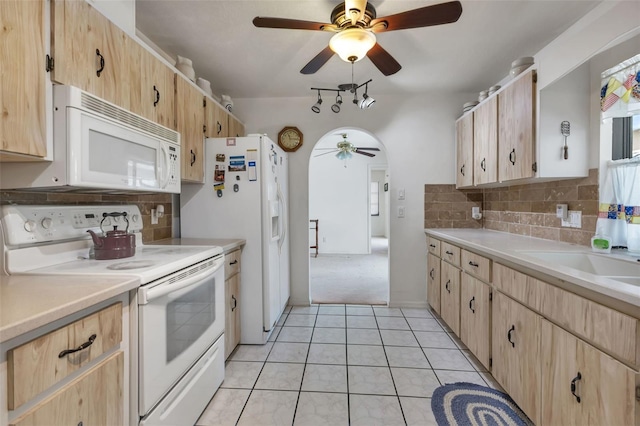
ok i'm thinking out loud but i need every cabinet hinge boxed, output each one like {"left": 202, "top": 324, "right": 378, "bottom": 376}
{"left": 532, "top": 162, "right": 537, "bottom": 172}
{"left": 45, "top": 55, "right": 54, "bottom": 72}
{"left": 203, "top": 99, "right": 207, "bottom": 107}
{"left": 203, "top": 125, "right": 207, "bottom": 134}
{"left": 489, "top": 357, "right": 493, "bottom": 368}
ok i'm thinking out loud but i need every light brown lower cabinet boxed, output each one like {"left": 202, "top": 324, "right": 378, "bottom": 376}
{"left": 541, "top": 319, "right": 638, "bottom": 426}
{"left": 491, "top": 291, "right": 541, "bottom": 425}
{"left": 10, "top": 351, "right": 123, "bottom": 426}
{"left": 427, "top": 253, "right": 441, "bottom": 315}
{"left": 440, "top": 261, "right": 461, "bottom": 335}
{"left": 459, "top": 274, "right": 491, "bottom": 370}
{"left": 225, "top": 273, "right": 241, "bottom": 359}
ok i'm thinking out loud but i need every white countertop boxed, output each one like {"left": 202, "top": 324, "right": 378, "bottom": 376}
{"left": 154, "top": 238, "right": 245, "bottom": 253}
{"left": 0, "top": 275, "right": 139, "bottom": 343}
{"left": 424, "top": 228, "right": 640, "bottom": 313}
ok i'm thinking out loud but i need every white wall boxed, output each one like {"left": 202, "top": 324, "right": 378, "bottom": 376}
{"left": 234, "top": 93, "right": 471, "bottom": 307}
{"left": 309, "top": 136, "right": 387, "bottom": 254}
{"left": 371, "top": 169, "right": 388, "bottom": 238}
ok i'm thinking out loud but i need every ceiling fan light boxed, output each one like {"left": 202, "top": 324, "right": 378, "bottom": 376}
{"left": 329, "top": 28, "right": 376, "bottom": 63}
{"left": 336, "top": 150, "right": 353, "bottom": 161}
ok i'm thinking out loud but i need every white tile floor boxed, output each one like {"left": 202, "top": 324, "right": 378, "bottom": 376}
{"left": 197, "top": 305, "right": 503, "bottom": 426}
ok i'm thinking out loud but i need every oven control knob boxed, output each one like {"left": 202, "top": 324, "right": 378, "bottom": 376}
{"left": 24, "top": 220, "right": 36, "bottom": 233}
{"left": 41, "top": 217, "right": 53, "bottom": 229}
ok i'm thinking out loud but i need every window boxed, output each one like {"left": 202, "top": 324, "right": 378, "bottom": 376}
{"left": 611, "top": 115, "right": 640, "bottom": 160}
{"left": 370, "top": 181, "right": 379, "bottom": 216}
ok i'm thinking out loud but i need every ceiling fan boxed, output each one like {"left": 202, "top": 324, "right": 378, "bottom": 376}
{"left": 314, "top": 133, "right": 381, "bottom": 159}
{"left": 253, "top": 0, "right": 463, "bottom": 76}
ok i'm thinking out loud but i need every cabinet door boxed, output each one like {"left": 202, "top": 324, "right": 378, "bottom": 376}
{"left": 492, "top": 292, "right": 541, "bottom": 424}
{"left": 232, "top": 273, "right": 241, "bottom": 353}
{"left": 460, "top": 274, "right": 491, "bottom": 370}
{"left": 175, "top": 75, "right": 205, "bottom": 182}
{"left": 455, "top": 113, "right": 473, "bottom": 188}
{"left": 541, "top": 319, "right": 638, "bottom": 426}
{"left": 11, "top": 352, "right": 123, "bottom": 426}
{"left": 473, "top": 96, "right": 498, "bottom": 185}
{"left": 498, "top": 70, "right": 536, "bottom": 182}
{"left": 51, "top": 0, "right": 129, "bottom": 109}
{"left": 427, "top": 253, "right": 441, "bottom": 314}
{"left": 0, "top": 0, "right": 47, "bottom": 159}
{"left": 228, "top": 115, "right": 245, "bottom": 138}
{"left": 205, "top": 98, "right": 228, "bottom": 138}
{"left": 138, "top": 46, "right": 175, "bottom": 130}
{"left": 224, "top": 274, "right": 240, "bottom": 359}
{"left": 440, "top": 261, "right": 460, "bottom": 335}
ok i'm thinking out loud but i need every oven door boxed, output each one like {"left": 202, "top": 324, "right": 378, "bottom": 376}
{"left": 137, "top": 254, "right": 225, "bottom": 416}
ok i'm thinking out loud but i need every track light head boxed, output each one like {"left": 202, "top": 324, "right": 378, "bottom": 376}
{"left": 331, "top": 94, "right": 342, "bottom": 113}
{"left": 311, "top": 90, "right": 323, "bottom": 113}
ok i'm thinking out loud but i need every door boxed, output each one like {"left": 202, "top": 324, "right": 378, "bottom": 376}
{"left": 473, "top": 96, "right": 498, "bottom": 185}
{"left": 175, "top": 74, "right": 205, "bottom": 183}
{"left": 459, "top": 274, "right": 491, "bottom": 369}
{"left": 427, "top": 253, "right": 441, "bottom": 314}
{"left": 455, "top": 113, "right": 473, "bottom": 188}
{"left": 440, "top": 261, "right": 460, "bottom": 335}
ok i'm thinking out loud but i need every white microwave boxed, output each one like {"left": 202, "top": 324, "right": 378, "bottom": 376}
{"left": 0, "top": 85, "right": 181, "bottom": 194}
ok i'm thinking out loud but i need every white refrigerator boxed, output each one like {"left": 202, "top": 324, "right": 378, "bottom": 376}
{"left": 180, "top": 135, "right": 290, "bottom": 344}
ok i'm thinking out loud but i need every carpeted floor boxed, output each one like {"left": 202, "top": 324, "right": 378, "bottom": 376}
{"left": 310, "top": 237, "right": 389, "bottom": 305}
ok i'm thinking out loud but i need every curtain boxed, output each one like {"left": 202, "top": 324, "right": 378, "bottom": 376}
{"left": 596, "top": 157, "right": 640, "bottom": 252}
{"left": 600, "top": 53, "right": 640, "bottom": 119}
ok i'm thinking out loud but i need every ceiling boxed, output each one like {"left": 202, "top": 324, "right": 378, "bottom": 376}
{"left": 135, "top": 1, "right": 601, "bottom": 100}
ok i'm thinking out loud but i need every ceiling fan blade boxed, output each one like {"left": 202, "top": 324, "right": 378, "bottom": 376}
{"left": 367, "top": 43, "right": 401, "bottom": 76}
{"left": 313, "top": 150, "right": 339, "bottom": 157}
{"left": 253, "top": 17, "right": 336, "bottom": 31}
{"left": 301, "top": 46, "right": 335, "bottom": 74}
{"left": 355, "top": 147, "right": 380, "bottom": 151}
{"left": 345, "top": 0, "right": 368, "bottom": 25}
{"left": 370, "top": 1, "right": 462, "bottom": 32}
{"left": 354, "top": 149, "right": 376, "bottom": 157}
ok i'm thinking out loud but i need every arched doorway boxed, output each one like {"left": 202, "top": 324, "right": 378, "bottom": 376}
{"left": 308, "top": 127, "right": 390, "bottom": 305}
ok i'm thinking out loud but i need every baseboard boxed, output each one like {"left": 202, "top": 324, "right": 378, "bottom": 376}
{"left": 387, "top": 300, "right": 429, "bottom": 309}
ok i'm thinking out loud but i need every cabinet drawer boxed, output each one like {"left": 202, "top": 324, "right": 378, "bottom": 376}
{"left": 225, "top": 249, "right": 241, "bottom": 279}
{"left": 441, "top": 242, "right": 460, "bottom": 266}
{"left": 461, "top": 250, "right": 491, "bottom": 282}
{"left": 7, "top": 303, "right": 122, "bottom": 410}
{"left": 493, "top": 263, "right": 543, "bottom": 309}
{"left": 10, "top": 351, "right": 124, "bottom": 426}
{"left": 427, "top": 237, "right": 441, "bottom": 256}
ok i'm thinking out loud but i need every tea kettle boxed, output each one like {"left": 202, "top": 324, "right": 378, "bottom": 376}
{"left": 87, "top": 212, "right": 136, "bottom": 260}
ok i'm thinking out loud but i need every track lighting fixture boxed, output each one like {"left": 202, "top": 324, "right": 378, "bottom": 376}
{"left": 310, "top": 79, "right": 374, "bottom": 114}
{"left": 331, "top": 94, "right": 343, "bottom": 113}
{"left": 311, "top": 90, "right": 322, "bottom": 113}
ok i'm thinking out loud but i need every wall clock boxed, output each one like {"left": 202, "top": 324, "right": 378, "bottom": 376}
{"left": 278, "top": 126, "right": 303, "bottom": 152}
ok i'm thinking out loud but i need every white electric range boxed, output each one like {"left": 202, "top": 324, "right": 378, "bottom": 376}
{"left": 0, "top": 204, "right": 226, "bottom": 426}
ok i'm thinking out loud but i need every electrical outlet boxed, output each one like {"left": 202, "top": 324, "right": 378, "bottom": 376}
{"left": 398, "top": 206, "right": 405, "bottom": 218}
{"left": 561, "top": 210, "right": 582, "bottom": 228}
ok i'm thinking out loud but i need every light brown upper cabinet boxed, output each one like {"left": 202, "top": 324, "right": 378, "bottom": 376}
{"left": 137, "top": 45, "right": 176, "bottom": 130}
{"left": 175, "top": 75, "right": 205, "bottom": 183}
{"left": 0, "top": 0, "right": 48, "bottom": 160}
{"left": 51, "top": 0, "right": 132, "bottom": 110}
{"left": 473, "top": 96, "right": 498, "bottom": 185}
{"left": 455, "top": 113, "right": 473, "bottom": 188}
{"left": 204, "top": 98, "right": 228, "bottom": 138}
{"left": 498, "top": 70, "right": 536, "bottom": 182}
{"left": 228, "top": 115, "right": 245, "bottom": 138}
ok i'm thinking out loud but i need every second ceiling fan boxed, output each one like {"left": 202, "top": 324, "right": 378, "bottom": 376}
{"left": 253, "top": 0, "right": 463, "bottom": 76}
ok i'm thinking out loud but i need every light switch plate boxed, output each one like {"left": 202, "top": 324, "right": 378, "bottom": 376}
{"left": 398, "top": 188, "right": 405, "bottom": 200}
{"left": 398, "top": 206, "right": 405, "bottom": 218}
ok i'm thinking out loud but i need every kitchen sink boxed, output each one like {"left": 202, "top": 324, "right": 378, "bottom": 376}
{"left": 518, "top": 251, "right": 640, "bottom": 277}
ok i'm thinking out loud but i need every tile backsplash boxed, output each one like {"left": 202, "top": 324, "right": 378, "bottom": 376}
{"left": 424, "top": 169, "right": 599, "bottom": 247}
{"left": 0, "top": 191, "right": 173, "bottom": 243}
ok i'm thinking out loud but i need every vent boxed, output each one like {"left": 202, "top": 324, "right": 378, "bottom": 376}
{"left": 80, "top": 92, "right": 179, "bottom": 144}
{"left": 164, "top": 258, "right": 219, "bottom": 285}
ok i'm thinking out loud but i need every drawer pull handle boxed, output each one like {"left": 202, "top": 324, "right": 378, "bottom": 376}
{"left": 230, "top": 259, "right": 238, "bottom": 265}
{"left": 507, "top": 325, "right": 515, "bottom": 348}
{"left": 570, "top": 372, "right": 582, "bottom": 403}
{"left": 468, "top": 261, "right": 479, "bottom": 268}
{"left": 59, "top": 334, "right": 97, "bottom": 358}
{"left": 469, "top": 296, "right": 475, "bottom": 313}
{"left": 429, "top": 244, "right": 436, "bottom": 248}
{"left": 445, "top": 251, "right": 454, "bottom": 256}
{"left": 445, "top": 280, "right": 451, "bottom": 293}
{"left": 96, "top": 49, "right": 105, "bottom": 77}
{"left": 429, "top": 268, "right": 435, "bottom": 280}
{"left": 231, "top": 295, "right": 237, "bottom": 311}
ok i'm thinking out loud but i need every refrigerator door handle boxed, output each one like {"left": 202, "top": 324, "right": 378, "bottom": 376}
{"left": 277, "top": 183, "right": 287, "bottom": 254}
